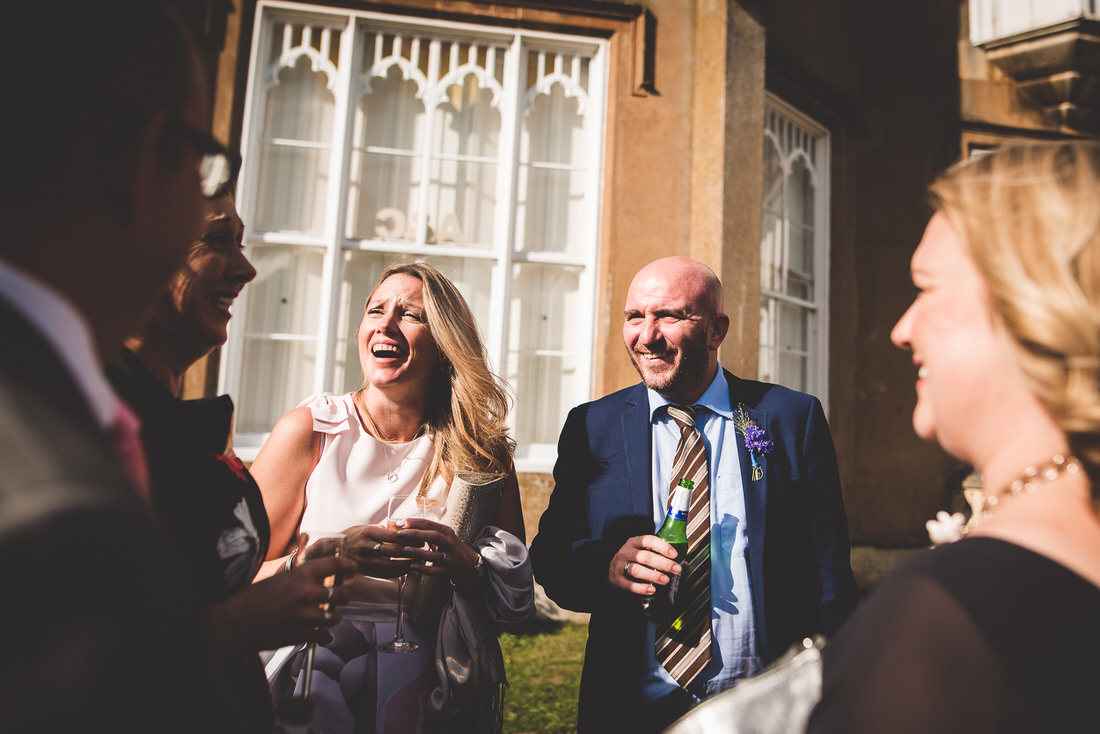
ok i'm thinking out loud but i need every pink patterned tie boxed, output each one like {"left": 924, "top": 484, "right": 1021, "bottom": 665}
{"left": 110, "top": 397, "right": 151, "bottom": 500}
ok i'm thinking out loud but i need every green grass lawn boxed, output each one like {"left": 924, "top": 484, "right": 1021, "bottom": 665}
{"left": 501, "top": 620, "right": 588, "bottom": 734}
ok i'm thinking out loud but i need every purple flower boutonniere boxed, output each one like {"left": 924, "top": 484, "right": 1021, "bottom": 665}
{"left": 734, "top": 405, "right": 773, "bottom": 481}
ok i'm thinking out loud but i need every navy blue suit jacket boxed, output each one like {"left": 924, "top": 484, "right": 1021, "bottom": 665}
{"left": 530, "top": 371, "right": 857, "bottom": 733}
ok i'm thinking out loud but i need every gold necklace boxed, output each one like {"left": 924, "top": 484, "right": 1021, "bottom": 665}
{"left": 381, "top": 440, "right": 419, "bottom": 483}
{"left": 979, "top": 453, "right": 1082, "bottom": 522}
{"left": 352, "top": 389, "right": 426, "bottom": 483}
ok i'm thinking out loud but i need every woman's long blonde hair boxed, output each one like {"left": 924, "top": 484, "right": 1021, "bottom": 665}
{"left": 364, "top": 262, "right": 515, "bottom": 489}
{"left": 930, "top": 141, "right": 1100, "bottom": 493}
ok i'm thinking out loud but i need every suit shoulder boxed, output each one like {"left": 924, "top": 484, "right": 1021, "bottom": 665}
{"left": 0, "top": 376, "right": 131, "bottom": 507}
{"left": 567, "top": 382, "right": 646, "bottom": 419}
{"left": 728, "top": 373, "right": 822, "bottom": 413}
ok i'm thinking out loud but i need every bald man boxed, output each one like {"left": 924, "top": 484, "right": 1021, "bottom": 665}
{"left": 531, "top": 257, "right": 857, "bottom": 733}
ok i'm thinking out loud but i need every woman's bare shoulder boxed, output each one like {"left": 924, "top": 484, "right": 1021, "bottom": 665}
{"left": 253, "top": 406, "right": 319, "bottom": 468}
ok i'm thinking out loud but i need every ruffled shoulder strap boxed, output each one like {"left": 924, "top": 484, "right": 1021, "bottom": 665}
{"left": 296, "top": 392, "right": 356, "bottom": 435}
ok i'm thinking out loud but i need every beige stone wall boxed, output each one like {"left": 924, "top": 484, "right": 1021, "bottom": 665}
{"left": 764, "top": 0, "right": 964, "bottom": 547}
{"left": 518, "top": 472, "right": 556, "bottom": 547}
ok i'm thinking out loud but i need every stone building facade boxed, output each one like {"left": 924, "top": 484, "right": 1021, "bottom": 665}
{"left": 170, "top": 0, "right": 1100, "bottom": 589}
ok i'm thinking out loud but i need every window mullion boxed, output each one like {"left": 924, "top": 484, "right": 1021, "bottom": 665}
{"left": 577, "top": 44, "right": 607, "bottom": 402}
{"left": 488, "top": 33, "right": 525, "bottom": 373}
{"left": 218, "top": 11, "right": 271, "bottom": 402}
{"left": 414, "top": 40, "right": 442, "bottom": 246}
{"left": 813, "top": 125, "right": 830, "bottom": 403}
{"left": 780, "top": 201, "right": 790, "bottom": 296}
{"left": 314, "top": 21, "right": 356, "bottom": 396}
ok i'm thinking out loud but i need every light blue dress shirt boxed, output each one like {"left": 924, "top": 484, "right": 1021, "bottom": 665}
{"left": 640, "top": 366, "right": 762, "bottom": 701}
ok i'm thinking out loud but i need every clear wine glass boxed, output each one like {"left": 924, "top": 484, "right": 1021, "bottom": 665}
{"left": 295, "top": 531, "right": 347, "bottom": 698}
{"left": 377, "top": 493, "right": 428, "bottom": 654}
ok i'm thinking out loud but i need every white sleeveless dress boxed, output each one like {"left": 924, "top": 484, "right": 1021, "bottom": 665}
{"left": 269, "top": 392, "right": 449, "bottom": 734}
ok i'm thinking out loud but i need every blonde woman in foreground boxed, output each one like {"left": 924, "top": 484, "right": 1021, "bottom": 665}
{"left": 808, "top": 141, "right": 1100, "bottom": 733}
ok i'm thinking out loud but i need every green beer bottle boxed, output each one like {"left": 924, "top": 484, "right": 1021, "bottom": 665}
{"left": 641, "top": 478, "right": 693, "bottom": 619}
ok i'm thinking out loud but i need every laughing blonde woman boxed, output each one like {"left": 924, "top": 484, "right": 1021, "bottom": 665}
{"left": 252, "top": 262, "right": 532, "bottom": 734}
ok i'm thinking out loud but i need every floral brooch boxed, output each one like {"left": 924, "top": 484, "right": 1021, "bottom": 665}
{"left": 214, "top": 453, "right": 249, "bottom": 483}
{"left": 734, "top": 405, "right": 773, "bottom": 481}
{"left": 925, "top": 511, "right": 967, "bottom": 545}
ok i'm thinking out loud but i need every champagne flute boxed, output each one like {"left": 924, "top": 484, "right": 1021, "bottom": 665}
{"left": 295, "top": 532, "right": 347, "bottom": 699}
{"left": 377, "top": 493, "right": 426, "bottom": 654}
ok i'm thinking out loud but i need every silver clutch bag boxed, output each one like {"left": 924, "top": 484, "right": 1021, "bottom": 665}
{"left": 407, "top": 471, "right": 507, "bottom": 629}
{"left": 664, "top": 636, "right": 824, "bottom": 734}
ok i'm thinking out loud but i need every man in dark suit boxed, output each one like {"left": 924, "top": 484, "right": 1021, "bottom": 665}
{"left": 530, "top": 256, "right": 857, "bottom": 733}
{"left": 0, "top": 2, "right": 242, "bottom": 730}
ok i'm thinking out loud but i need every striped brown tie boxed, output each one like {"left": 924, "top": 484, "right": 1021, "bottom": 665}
{"left": 655, "top": 404, "right": 711, "bottom": 688}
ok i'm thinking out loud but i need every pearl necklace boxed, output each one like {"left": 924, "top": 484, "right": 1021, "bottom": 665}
{"left": 980, "top": 453, "right": 1082, "bottom": 522}
{"left": 926, "top": 454, "right": 1081, "bottom": 545}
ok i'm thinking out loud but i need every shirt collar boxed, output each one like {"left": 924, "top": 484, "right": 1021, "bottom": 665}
{"left": 646, "top": 364, "right": 734, "bottom": 422}
{"left": 0, "top": 259, "right": 117, "bottom": 428}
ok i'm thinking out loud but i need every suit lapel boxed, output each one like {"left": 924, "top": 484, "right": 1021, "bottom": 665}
{"left": 739, "top": 403, "right": 769, "bottom": 549}
{"left": 621, "top": 385, "right": 654, "bottom": 520}
{"left": 728, "top": 371, "right": 769, "bottom": 644}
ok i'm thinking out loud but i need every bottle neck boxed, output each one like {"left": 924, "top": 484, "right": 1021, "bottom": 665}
{"left": 666, "top": 483, "right": 691, "bottom": 521}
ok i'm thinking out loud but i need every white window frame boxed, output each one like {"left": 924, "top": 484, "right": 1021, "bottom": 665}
{"left": 760, "top": 94, "right": 830, "bottom": 408}
{"left": 221, "top": 0, "right": 608, "bottom": 471}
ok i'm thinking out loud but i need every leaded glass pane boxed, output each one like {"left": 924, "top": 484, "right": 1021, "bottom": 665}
{"left": 517, "top": 70, "right": 589, "bottom": 256}
{"left": 507, "top": 262, "right": 583, "bottom": 445}
{"left": 428, "top": 74, "right": 500, "bottom": 248}
{"left": 232, "top": 7, "right": 606, "bottom": 466}
{"left": 254, "top": 56, "right": 335, "bottom": 235}
{"left": 239, "top": 338, "right": 319, "bottom": 433}
{"left": 346, "top": 66, "right": 426, "bottom": 240}
{"left": 778, "top": 351, "right": 808, "bottom": 391}
{"left": 759, "top": 99, "right": 826, "bottom": 398}
{"left": 788, "top": 156, "right": 815, "bottom": 227}
{"left": 244, "top": 245, "right": 326, "bottom": 335}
